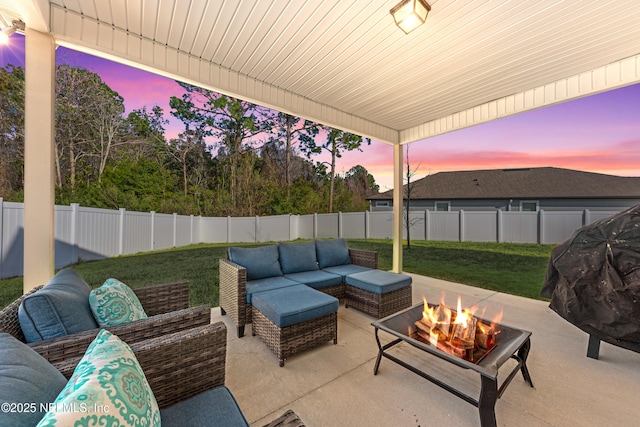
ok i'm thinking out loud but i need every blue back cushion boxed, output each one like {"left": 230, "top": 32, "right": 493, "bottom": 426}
{"left": 228, "top": 245, "right": 283, "bottom": 280}
{"left": 18, "top": 268, "right": 99, "bottom": 343}
{"left": 278, "top": 241, "right": 319, "bottom": 274}
{"left": 315, "top": 238, "right": 351, "bottom": 269}
{"left": 0, "top": 333, "right": 68, "bottom": 426}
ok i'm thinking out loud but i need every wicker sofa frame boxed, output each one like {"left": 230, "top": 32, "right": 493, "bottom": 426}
{"left": 0, "top": 280, "right": 211, "bottom": 366}
{"left": 220, "top": 248, "right": 378, "bottom": 338}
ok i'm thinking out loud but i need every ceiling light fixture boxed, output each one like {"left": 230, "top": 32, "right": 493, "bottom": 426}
{"left": 390, "top": 0, "right": 431, "bottom": 34}
{"left": 0, "top": 20, "right": 25, "bottom": 45}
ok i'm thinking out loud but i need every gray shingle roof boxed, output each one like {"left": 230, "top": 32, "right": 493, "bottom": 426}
{"left": 369, "top": 167, "right": 640, "bottom": 200}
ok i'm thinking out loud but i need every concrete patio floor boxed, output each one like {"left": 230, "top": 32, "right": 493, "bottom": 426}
{"left": 212, "top": 274, "right": 640, "bottom": 427}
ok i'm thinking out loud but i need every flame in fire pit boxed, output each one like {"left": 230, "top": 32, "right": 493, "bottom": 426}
{"left": 414, "top": 296, "right": 499, "bottom": 362}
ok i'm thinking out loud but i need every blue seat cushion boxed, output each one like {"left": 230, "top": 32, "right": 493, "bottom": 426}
{"left": 278, "top": 241, "right": 319, "bottom": 274}
{"left": 315, "top": 238, "right": 351, "bottom": 269}
{"left": 160, "top": 386, "right": 249, "bottom": 427}
{"left": 18, "top": 268, "right": 99, "bottom": 343}
{"left": 345, "top": 270, "right": 412, "bottom": 294}
{"left": 228, "top": 245, "right": 283, "bottom": 280}
{"left": 284, "top": 270, "right": 342, "bottom": 290}
{"left": 245, "top": 276, "right": 300, "bottom": 304}
{"left": 322, "top": 264, "right": 374, "bottom": 281}
{"left": 0, "top": 333, "right": 68, "bottom": 426}
{"left": 252, "top": 285, "right": 338, "bottom": 328}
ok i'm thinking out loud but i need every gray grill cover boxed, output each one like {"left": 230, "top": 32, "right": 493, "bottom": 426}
{"left": 541, "top": 205, "right": 640, "bottom": 343}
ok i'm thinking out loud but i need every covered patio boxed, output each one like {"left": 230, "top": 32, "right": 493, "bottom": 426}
{"left": 2, "top": 2, "right": 640, "bottom": 423}
{"left": 1, "top": 0, "right": 640, "bottom": 290}
{"left": 220, "top": 274, "right": 640, "bottom": 426}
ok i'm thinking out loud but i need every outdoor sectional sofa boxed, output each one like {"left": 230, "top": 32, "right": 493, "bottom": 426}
{"left": 219, "top": 239, "right": 413, "bottom": 340}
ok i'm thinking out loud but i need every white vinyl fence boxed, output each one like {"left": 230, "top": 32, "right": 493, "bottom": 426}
{"left": 0, "top": 198, "right": 621, "bottom": 278}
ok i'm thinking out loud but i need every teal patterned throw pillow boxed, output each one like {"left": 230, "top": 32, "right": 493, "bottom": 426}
{"left": 89, "top": 278, "right": 148, "bottom": 327}
{"left": 37, "top": 329, "right": 160, "bottom": 427}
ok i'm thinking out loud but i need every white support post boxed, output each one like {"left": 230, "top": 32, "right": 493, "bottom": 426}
{"left": 23, "top": 29, "right": 56, "bottom": 292}
{"left": 392, "top": 144, "right": 403, "bottom": 273}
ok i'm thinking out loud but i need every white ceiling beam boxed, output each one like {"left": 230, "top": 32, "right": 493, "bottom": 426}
{"left": 399, "top": 53, "right": 640, "bottom": 145}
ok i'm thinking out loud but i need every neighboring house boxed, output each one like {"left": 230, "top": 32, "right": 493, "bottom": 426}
{"left": 368, "top": 167, "right": 640, "bottom": 212}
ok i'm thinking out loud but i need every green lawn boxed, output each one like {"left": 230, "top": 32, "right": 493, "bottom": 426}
{"left": 0, "top": 240, "right": 553, "bottom": 310}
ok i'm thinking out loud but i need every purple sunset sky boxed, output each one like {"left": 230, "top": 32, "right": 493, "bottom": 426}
{"left": 2, "top": 34, "right": 639, "bottom": 191}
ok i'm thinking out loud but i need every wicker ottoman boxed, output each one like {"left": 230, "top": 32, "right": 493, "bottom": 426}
{"left": 251, "top": 285, "right": 339, "bottom": 367}
{"left": 345, "top": 270, "right": 412, "bottom": 318}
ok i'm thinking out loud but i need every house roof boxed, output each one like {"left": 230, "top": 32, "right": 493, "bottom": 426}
{"left": 1, "top": 1, "right": 639, "bottom": 145}
{"left": 369, "top": 167, "right": 640, "bottom": 200}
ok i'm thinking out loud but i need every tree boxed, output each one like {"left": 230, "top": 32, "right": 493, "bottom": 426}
{"left": 273, "top": 113, "right": 319, "bottom": 186}
{"left": 0, "top": 64, "right": 25, "bottom": 199}
{"left": 124, "top": 106, "right": 169, "bottom": 158}
{"left": 55, "top": 65, "right": 126, "bottom": 191}
{"left": 167, "top": 127, "right": 206, "bottom": 197}
{"left": 404, "top": 144, "right": 421, "bottom": 249}
{"left": 301, "top": 128, "right": 370, "bottom": 213}
{"left": 92, "top": 83, "right": 126, "bottom": 182}
{"left": 170, "top": 84, "right": 275, "bottom": 210}
{"left": 345, "top": 165, "right": 379, "bottom": 199}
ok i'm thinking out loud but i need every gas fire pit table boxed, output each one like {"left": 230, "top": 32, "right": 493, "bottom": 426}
{"left": 372, "top": 303, "right": 534, "bottom": 427}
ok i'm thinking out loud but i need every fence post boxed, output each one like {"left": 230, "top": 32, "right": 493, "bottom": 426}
{"left": 172, "top": 213, "right": 177, "bottom": 247}
{"left": 584, "top": 209, "right": 591, "bottom": 226}
{"left": 313, "top": 213, "right": 318, "bottom": 239}
{"left": 459, "top": 210, "right": 465, "bottom": 242}
{"left": 118, "top": 208, "right": 125, "bottom": 255}
{"left": 497, "top": 209, "right": 503, "bottom": 243}
{"left": 70, "top": 203, "right": 79, "bottom": 264}
{"left": 150, "top": 211, "right": 155, "bottom": 251}
{"left": 425, "top": 210, "right": 431, "bottom": 241}
{"left": 255, "top": 216, "right": 259, "bottom": 242}
{"left": 365, "top": 211, "right": 370, "bottom": 239}
{"left": 338, "top": 212, "right": 343, "bottom": 238}
{"left": 190, "top": 214, "right": 194, "bottom": 244}
{"left": 538, "top": 209, "right": 544, "bottom": 244}
{"left": 227, "top": 216, "right": 231, "bottom": 243}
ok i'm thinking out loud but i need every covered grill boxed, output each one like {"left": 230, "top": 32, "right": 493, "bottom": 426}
{"left": 541, "top": 205, "right": 640, "bottom": 358}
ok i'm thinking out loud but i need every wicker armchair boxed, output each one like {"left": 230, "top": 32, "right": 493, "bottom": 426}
{"left": 50, "top": 321, "right": 305, "bottom": 425}
{"left": 220, "top": 247, "right": 378, "bottom": 338}
{"left": 0, "top": 280, "right": 211, "bottom": 366}
{"left": 48, "top": 322, "right": 226, "bottom": 408}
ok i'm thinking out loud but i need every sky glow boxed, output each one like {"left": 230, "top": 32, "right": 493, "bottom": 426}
{"left": 2, "top": 34, "right": 639, "bottom": 191}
